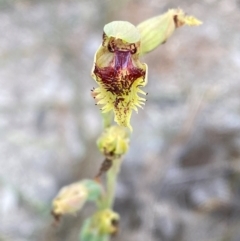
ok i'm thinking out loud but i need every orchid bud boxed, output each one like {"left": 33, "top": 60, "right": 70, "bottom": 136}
{"left": 93, "top": 209, "right": 119, "bottom": 235}
{"left": 52, "top": 180, "right": 102, "bottom": 219}
{"left": 80, "top": 209, "right": 120, "bottom": 240}
{"left": 97, "top": 125, "right": 129, "bottom": 159}
{"left": 91, "top": 21, "right": 148, "bottom": 131}
{"left": 137, "top": 8, "right": 202, "bottom": 55}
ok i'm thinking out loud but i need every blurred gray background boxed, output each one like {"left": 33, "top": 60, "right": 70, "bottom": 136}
{"left": 1, "top": 0, "right": 240, "bottom": 240}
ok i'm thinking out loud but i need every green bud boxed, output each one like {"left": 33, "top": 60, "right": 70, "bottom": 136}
{"left": 137, "top": 8, "right": 202, "bottom": 55}
{"left": 93, "top": 209, "right": 119, "bottom": 235}
{"left": 97, "top": 125, "right": 129, "bottom": 158}
{"left": 80, "top": 209, "right": 119, "bottom": 240}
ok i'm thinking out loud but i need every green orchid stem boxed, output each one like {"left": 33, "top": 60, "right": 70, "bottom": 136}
{"left": 98, "top": 112, "right": 125, "bottom": 210}
{"left": 101, "top": 112, "right": 113, "bottom": 129}
{"left": 106, "top": 158, "right": 122, "bottom": 208}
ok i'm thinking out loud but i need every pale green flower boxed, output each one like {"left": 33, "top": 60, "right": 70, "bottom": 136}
{"left": 91, "top": 9, "right": 201, "bottom": 131}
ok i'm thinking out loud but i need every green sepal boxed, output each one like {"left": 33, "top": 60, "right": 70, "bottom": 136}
{"left": 104, "top": 21, "right": 140, "bottom": 43}
{"left": 82, "top": 179, "right": 103, "bottom": 202}
{"left": 137, "top": 9, "right": 202, "bottom": 55}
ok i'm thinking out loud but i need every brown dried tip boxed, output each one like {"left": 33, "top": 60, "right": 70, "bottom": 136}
{"left": 95, "top": 158, "right": 113, "bottom": 180}
{"left": 111, "top": 218, "right": 120, "bottom": 236}
{"left": 51, "top": 210, "right": 62, "bottom": 227}
{"left": 173, "top": 14, "right": 185, "bottom": 28}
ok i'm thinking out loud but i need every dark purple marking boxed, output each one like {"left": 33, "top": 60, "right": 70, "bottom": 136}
{"left": 94, "top": 50, "right": 145, "bottom": 95}
{"left": 173, "top": 15, "right": 178, "bottom": 27}
{"left": 115, "top": 50, "right": 131, "bottom": 70}
{"left": 114, "top": 97, "right": 125, "bottom": 108}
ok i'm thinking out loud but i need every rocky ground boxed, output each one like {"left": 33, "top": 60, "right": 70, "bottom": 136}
{"left": 1, "top": 0, "right": 240, "bottom": 240}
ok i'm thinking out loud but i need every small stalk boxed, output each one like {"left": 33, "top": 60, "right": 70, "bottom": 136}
{"left": 106, "top": 158, "right": 122, "bottom": 208}
{"left": 101, "top": 112, "right": 113, "bottom": 129}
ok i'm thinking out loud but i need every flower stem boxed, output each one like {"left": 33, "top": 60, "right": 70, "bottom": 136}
{"left": 106, "top": 158, "right": 122, "bottom": 208}
{"left": 101, "top": 112, "right": 113, "bottom": 129}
